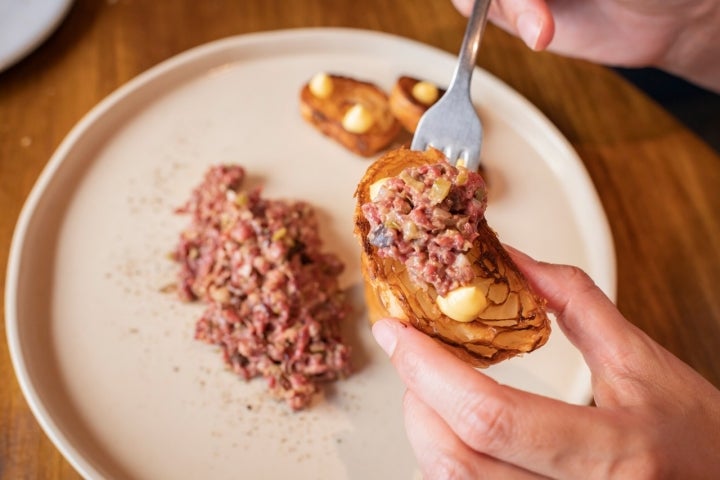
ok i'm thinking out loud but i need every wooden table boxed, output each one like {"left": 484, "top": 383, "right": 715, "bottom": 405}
{"left": 2, "top": 0, "right": 719, "bottom": 478}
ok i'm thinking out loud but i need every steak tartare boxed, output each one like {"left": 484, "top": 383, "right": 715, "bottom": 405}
{"left": 173, "top": 165, "right": 352, "bottom": 410}
{"left": 361, "top": 161, "right": 487, "bottom": 296}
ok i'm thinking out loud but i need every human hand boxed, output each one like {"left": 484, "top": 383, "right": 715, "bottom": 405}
{"left": 372, "top": 247, "right": 720, "bottom": 479}
{"left": 451, "top": 0, "right": 720, "bottom": 92}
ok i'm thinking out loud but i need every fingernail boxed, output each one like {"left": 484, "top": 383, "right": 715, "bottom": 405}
{"left": 516, "top": 12, "right": 542, "bottom": 50}
{"left": 372, "top": 320, "right": 398, "bottom": 356}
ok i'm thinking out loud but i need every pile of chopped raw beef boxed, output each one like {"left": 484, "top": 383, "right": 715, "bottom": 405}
{"left": 173, "top": 165, "right": 352, "bottom": 410}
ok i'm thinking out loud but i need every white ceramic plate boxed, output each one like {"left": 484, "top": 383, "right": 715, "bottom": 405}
{"left": 0, "top": 0, "right": 73, "bottom": 72}
{"left": 6, "top": 28, "right": 616, "bottom": 479}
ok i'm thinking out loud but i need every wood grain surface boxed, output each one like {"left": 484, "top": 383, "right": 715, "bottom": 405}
{"left": 1, "top": 0, "right": 719, "bottom": 478}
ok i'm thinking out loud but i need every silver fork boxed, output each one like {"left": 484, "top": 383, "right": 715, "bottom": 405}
{"left": 411, "top": 0, "right": 491, "bottom": 171}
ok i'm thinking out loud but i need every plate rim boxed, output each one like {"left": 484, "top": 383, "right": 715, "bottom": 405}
{"left": 5, "top": 27, "right": 616, "bottom": 479}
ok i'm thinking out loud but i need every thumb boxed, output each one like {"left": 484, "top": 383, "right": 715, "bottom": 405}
{"left": 506, "top": 246, "right": 645, "bottom": 376}
{"left": 452, "top": 0, "right": 555, "bottom": 50}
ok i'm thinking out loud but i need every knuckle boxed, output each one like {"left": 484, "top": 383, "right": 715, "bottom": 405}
{"left": 604, "top": 420, "right": 670, "bottom": 479}
{"left": 402, "top": 388, "right": 413, "bottom": 410}
{"left": 631, "top": 456, "right": 668, "bottom": 479}
{"left": 562, "top": 264, "right": 596, "bottom": 293}
{"left": 393, "top": 345, "right": 425, "bottom": 389}
{"left": 421, "top": 452, "right": 477, "bottom": 480}
{"left": 628, "top": 437, "right": 670, "bottom": 479}
{"left": 401, "top": 388, "right": 419, "bottom": 417}
{"left": 401, "top": 390, "right": 481, "bottom": 480}
{"left": 555, "top": 264, "right": 602, "bottom": 316}
{"left": 608, "top": 451, "right": 668, "bottom": 479}
{"left": 452, "top": 390, "right": 513, "bottom": 454}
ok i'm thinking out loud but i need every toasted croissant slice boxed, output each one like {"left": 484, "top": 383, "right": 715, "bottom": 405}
{"left": 299, "top": 73, "right": 402, "bottom": 157}
{"left": 354, "top": 148, "right": 550, "bottom": 367}
{"left": 389, "top": 76, "right": 445, "bottom": 133}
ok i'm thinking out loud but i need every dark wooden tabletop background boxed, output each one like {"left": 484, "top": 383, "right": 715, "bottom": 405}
{"left": 1, "top": 0, "right": 719, "bottom": 478}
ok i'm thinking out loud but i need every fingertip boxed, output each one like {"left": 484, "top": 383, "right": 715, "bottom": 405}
{"left": 487, "top": 0, "right": 555, "bottom": 51}
{"left": 451, "top": 0, "right": 474, "bottom": 17}
{"left": 503, "top": 244, "right": 550, "bottom": 280}
{"left": 533, "top": 12, "right": 555, "bottom": 50}
{"left": 516, "top": 9, "right": 554, "bottom": 50}
{"left": 503, "top": 243, "right": 535, "bottom": 263}
{"left": 371, "top": 318, "right": 404, "bottom": 356}
{"left": 516, "top": 11, "right": 543, "bottom": 50}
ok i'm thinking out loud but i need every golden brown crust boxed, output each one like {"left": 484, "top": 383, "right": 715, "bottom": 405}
{"left": 299, "top": 74, "right": 402, "bottom": 157}
{"left": 354, "top": 148, "right": 550, "bottom": 367}
{"left": 389, "top": 76, "right": 445, "bottom": 133}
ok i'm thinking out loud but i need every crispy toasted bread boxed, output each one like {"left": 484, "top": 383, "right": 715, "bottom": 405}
{"left": 299, "top": 73, "right": 402, "bottom": 157}
{"left": 354, "top": 148, "right": 550, "bottom": 367}
{"left": 389, "top": 76, "right": 445, "bottom": 133}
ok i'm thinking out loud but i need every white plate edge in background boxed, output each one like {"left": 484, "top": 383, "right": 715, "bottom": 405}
{"left": 0, "top": 0, "right": 74, "bottom": 72}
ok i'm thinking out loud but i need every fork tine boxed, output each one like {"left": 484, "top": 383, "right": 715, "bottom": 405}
{"left": 408, "top": 0, "right": 489, "bottom": 173}
{"left": 414, "top": 138, "right": 428, "bottom": 152}
{"left": 456, "top": 150, "right": 469, "bottom": 168}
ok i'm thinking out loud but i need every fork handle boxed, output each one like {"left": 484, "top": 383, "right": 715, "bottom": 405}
{"left": 449, "top": 0, "right": 491, "bottom": 95}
